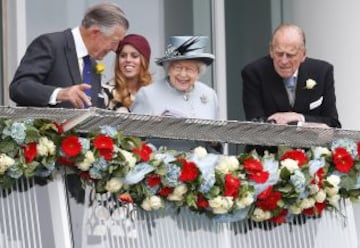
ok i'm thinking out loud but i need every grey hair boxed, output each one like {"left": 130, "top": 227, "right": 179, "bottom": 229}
{"left": 163, "top": 60, "right": 208, "bottom": 77}
{"left": 81, "top": 3, "right": 129, "bottom": 35}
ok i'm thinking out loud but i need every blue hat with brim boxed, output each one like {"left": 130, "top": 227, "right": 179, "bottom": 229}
{"left": 156, "top": 36, "right": 215, "bottom": 66}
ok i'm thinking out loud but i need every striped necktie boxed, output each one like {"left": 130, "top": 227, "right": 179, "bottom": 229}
{"left": 285, "top": 76, "right": 296, "bottom": 106}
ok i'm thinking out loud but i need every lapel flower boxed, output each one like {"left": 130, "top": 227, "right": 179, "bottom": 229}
{"left": 305, "top": 78, "right": 317, "bottom": 90}
{"left": 95, "top": 62, "right": 105, "bottom": 75}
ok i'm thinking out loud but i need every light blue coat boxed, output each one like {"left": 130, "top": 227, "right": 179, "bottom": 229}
{"left": 131, "top": 79, "right": 219, "bottom": 119}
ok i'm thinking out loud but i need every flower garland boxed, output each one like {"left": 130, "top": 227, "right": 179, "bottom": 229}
{"left": 1, "top": 118, "right": 360, "bottom": 224}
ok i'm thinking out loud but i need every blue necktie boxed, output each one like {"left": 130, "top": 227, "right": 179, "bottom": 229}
{"left": 82, "top": 55, "right": 92, "bottom": 97}
{"left": 285, "top": 76, "right": 296, "bottom": 106}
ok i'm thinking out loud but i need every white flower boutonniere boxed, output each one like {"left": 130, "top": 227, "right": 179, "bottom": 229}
{"left": 305, "top": 78, "right": 317, "bottom": 90}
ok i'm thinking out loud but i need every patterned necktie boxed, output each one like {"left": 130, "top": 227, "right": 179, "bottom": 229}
{"left": 285, "top": 76, "right": 296, "bottom": 106}
{"left": 82, "top": 55, "right": 92, "bottom": 97}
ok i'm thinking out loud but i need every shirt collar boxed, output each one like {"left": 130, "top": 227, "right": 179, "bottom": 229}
{"left": 71, "top": 27, "right": 88, "bottom": 59}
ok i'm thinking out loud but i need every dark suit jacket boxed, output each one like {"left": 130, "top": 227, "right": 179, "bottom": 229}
{"left": 9, "top": 29, "right": 104, "bottom": 108}
{"left": 242, "top": 55, "right": 341, "bottom": 128}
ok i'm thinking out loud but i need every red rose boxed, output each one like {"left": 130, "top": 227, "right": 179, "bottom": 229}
{"left": 244, "top": 158, "right": 269, "bottom": 183}
{"left": 132, "top": 143, "right": 152, "bottom": 162}
{"left": 281, "top": 150, "right": 308, "bottom": 167}
{"left": 256, "top": 187, "right": 282, "bottom": 211}
{"left": 158, "top": 186, "right": 174, "bottom": 197}
{"left": 244, "top": 158, "right": 263, "bottom": 172}
{"left": 357, "top": 142, "right": 360, "bottom": 159}
{"left": 80, "top": 171, "right": 91, "bottom": 180}
{"left": 257, "top": 186, "right": 273, "bottom": 200}
{"left": 224, "top": 173, "right": 241, "bottom": 198}
{"left": 178, "top": 159, "right": 199, "bottom": 182}
{"left": 271, "top": 209, "right": 288, "bottom": 224}
{"left": 117, "top": 193, "right": 133, "bottom": 203}
{"left": 332, "top": 147, "right": 354, "bottom": 173}
{"left": 23, "top": 142, "right": 37, "bottom": 163}
{"left": 196, "top": 194, "right": 209, "bottom": 209}
{"left": 61, "top": 135, "right": 82, "bottom": 157}
{"left": 53, "top": 122, "right": 64, "bottom": 134}
{"left": 311, "top": 168, "right": 324, "bottom": 187}
{"left": 302, "top": 202, "right": 326, "bottom": 216}
{"left": 56, "top": 156, "right": 75, "bottom": 167}
{"left": 93, "top": 135, "right": 114, "bottom": 160}
{"left": 147, "top": 174, "right": 161, "bottom": 187}
{"left": 248, "top": 170, "right": 270, "bottom": 184}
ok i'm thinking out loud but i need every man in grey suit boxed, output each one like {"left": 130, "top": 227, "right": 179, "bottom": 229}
{"left": 242, "top": 24, "right": 341, "bottom": 154}
{"left": 9, "top": 3, "right": 129, "bottom": 109}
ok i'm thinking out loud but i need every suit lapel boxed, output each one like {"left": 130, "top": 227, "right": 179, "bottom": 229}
{"left": 293, "top": 64, "right": 309, "bottom": 111}
{"left": 64, "top": 29, "right": 81, "bottom": 85}
{"left": 269, "top": 73, "right": 292, "bottom": 111}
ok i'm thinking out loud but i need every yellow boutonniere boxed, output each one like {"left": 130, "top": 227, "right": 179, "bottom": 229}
{"left": 305, "top": 79, "right": 317, "bottom": 90}
{"left": 95, "top": 63, "right": 105, "bottom": 75}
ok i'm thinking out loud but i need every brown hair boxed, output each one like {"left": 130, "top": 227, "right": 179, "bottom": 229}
{"left": 112, "top": 55, "right": 152, "bottom": 108}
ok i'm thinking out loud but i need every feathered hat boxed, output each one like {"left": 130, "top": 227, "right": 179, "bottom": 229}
{"left": 156, "top": 36, "right": 215, "bottom": 66}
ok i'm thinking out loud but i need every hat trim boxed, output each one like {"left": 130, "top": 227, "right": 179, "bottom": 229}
{"left": 156, "top": 53, "right": 215, "bottom": 66}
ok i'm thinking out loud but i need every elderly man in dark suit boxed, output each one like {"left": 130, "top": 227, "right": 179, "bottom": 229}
{"left": 242, "top": 24, "right": 341, "bottom": 129}
{"left": 10, "top": 2, "right": 129, "bottom": 109}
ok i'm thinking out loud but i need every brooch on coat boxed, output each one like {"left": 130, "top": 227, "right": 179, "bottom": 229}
{"left": 200, "top": 94, "right": 208, "bottom": 104}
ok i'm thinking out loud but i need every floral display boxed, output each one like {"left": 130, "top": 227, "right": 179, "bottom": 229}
{"left": 1, "top": 118, "right": 360, "bottom": 225}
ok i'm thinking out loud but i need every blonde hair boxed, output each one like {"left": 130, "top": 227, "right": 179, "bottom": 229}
{"left": 112, "top": 55, "right": 152, "bottom": 108}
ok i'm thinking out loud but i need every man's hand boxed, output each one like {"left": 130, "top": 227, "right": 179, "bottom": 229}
{"left": 57, "top": 84, "right": 92, "bottom": 108}
{"left": 267, "top": 112, "right": 305, "bottom": 125}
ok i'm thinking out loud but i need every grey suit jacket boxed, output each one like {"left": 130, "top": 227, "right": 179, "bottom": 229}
{"left": 9, "top": 29, "right": 104, "bottom": 108}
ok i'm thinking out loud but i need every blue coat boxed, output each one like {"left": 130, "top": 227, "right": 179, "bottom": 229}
{"left": 131, "top": 78, "right": 219, "bottom": 119}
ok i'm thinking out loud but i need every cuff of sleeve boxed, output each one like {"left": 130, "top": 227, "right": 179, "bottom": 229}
{"left": 49, "top": 88, "right": 62, "bottom": 105}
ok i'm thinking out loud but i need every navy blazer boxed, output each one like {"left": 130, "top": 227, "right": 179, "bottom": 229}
{"left": 242, "top": 55, "right": 341, "bottom": 128}
{"left": 9, "top": 29, "right": 104, "bottom": 108}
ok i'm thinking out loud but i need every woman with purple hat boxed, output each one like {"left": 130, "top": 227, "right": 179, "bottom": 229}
{"left": 131, "top": 35, "right": 218, "bottom": 119}
{"left": 103, "top": 33, "right": 152, "bottom": 112}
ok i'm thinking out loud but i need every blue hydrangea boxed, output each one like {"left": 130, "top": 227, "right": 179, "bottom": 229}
{"left": 89, "top": 167, "right": 103, "bottom": 179}
{"left": 290, "top": 169, "right": 306, "bottom": 194}
{"left": 3, "top": 122, "right": 26, "bottom": 144}
{"left": 163, "top": 163, "right": 181, "bottom": 187}
{"left": 93, "top": 157, "right": 109, "bottom": 171}
{"left": 100, "top": 125, "right": 117, "bottom": 138}
{"left": 7, "top": 164, "right": 23, "bottom": 179}
{"left": 79, "top": 137, "right": 90, "bottom": 153}
{"left": 35, "top": 162, "right": 56, "bottom": 177}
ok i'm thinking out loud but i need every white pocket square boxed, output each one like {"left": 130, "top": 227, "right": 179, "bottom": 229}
{"left": 309, "top": 96, "right": 323, "bottom": 110}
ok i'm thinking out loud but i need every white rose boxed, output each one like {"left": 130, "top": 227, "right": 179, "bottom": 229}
{"left": 327, "top": 175, "right": 340, "bottom": 187}
{"left": 0, "top": 154, "right": 15, "bottom": 174}
{"left": 193, "top": 146, "right": 207, "bottom": 158}
{"left": 300, "top": 198, "right": 315, "bottom": 209}
{"left": 120, "top": 149, "right": 136, "bottom": 168}
{"left": 328, "top": 194, "right": 340, "bottom": 207}
{"left": 315, "top": 190, "right": 326, "bottom": 203}
{"left": 168, "top": 184, "right": 188, "bottom": 201}
{"left": 216, "top": 156, "right": 239, "bottom": 174}
{"left": 305, "top": 79, "right": 317, "bottom": 89}
{"left": 280, "top": 158, "right": 299, "bottom": 173}
{"left": 209, "top": 196, "right": 233, "bottom": 214}
{"left": 308, "top": 184, "right": 320, "bottom": 195}
{"left": 235, "top": 192, "right": 254, "bottom": 209}
{"left": 141, "top": 196, "right": 163, "bottom": 211}
{"left": 325, "top": 186, "right": 339, "bottom": 196}
{"left": 77, "top": 151, "right": 95, "bottom": 171}
{"left": 289, "top": 204, "right": 302, "bottom": 215}
{"left": 105, "top": 177, "right": 123, "bottom": 193}
{"left": 251, "top": 208, "right": 272, "bottom": 222}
